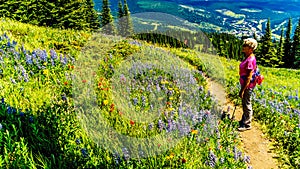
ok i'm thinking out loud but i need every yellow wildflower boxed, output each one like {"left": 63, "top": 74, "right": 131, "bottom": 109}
{"left": 43, "top": 69, "right": 49, "bottom": 76}
{"left": 103, "top": 100, "right": 109, "bottom": 105}
{"left": 191, "top": 129, "right": 198, "bottom": 135}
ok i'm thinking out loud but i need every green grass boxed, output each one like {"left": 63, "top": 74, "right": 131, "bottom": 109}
{"left": 1, "top": 18, "right": 300, "bottom": 168}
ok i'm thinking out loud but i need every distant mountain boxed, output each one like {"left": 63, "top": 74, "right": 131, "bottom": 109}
{"left": 93, "top": 0, "right": 300, "bottom": 39}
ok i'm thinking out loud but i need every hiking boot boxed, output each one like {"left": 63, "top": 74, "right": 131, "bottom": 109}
{"left": 238, "top": 124, "right": 251, "bottom": 131}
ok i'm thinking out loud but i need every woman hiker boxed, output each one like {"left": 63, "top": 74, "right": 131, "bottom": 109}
{"left": 238, "top": 38, "right": 258, "bottom": 131}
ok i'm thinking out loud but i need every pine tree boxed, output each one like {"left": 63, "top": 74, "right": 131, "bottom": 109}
{"left": 292, "top": 19, "right": 300, "bottom": 68}
{"left": 260, "top": 18, "right": 279, "bottom": 67}
{"left": 276, "top": 28, "right": 285, "bottom": 67}
{"left": 122, "top": 0, "right": 134, "bottom": 37}
{"left": 100, "top": 0, "right": 116, "bottom": 35}
{"left": 117, "top": 0, "right": 125, "bottom": 35}
{"left": 0, "top": 0, "right": 100, "bottom": 30}
{"left": 85, "top": 0, "right": 101, "bottom": 30}
{"left": 283, "top": 18, "right": 293, "bottom": 68}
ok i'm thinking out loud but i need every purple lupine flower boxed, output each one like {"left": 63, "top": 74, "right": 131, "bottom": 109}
{"left": 7, "top": 41, "right": 11, "bottom": 48}
{"left": 237, "top": 151, "right": 243, "bottom": 160}
{"left": 10, "top": 78, "right": 16, "bottom": 84}
{"left": 75, "top": 139, "right": 81, "bottom": 144}
{"left": 81, "top": 148, "right": 89, "bottom": 158}
{"left": 122, "top": 147, "right": 130, "bottom": 161}
{"left": 166, "top": 119, "right": 173, "bottom": 132}
{"left": 113, "top": 151, "right": 122, "bottom": 165}
{"left": 220, "top": 157, "right": 225, "bottom": 164}
{"left": 50, "top": 49, "right": 57, "bottom": 60}
{"left": 51, "top": 59, "right": 55, "bottom": 66}
{"left": 12, "top": 40, "right": 17, "bottom": 47}
{"left": 208, "top": 150, "right": 217, "bottom": 167}
{"left": 132, "top": 98, "right": 138, "bottom": 106}
{"left": 138, "top": 144, "right": 145, "bottom": 158}
{"left": 38, "top": 50, "right": 47, "bottom": 62}
{"left": 7, "top": 106, "right": 14, "bottom": 114}
{"left": 62, "top": 94, "right": 67, "bottom": 101}
{"left": 25, "top": 54, "right": 33, "bottom": 65}
{"left": 157, "top": 120, "right": 164, "bottom": 131}
{"left": 233, "top": 146, "right": 238, "bottom": 161}
{"left": 156, "top": 84, "right": 161, "bottom": 91}
{"left": 243, "top": 155, "right": 251, "bottom": 163}
{"left": 3, "top": 33, "right": 8, "bottom": 39}
{"left": 1, "top": 98, "right": 4, "bottom": 104}
{"left": 148, "top": 123, "right": 154, "bottom": 130}
{"left": 20, "top": 112, "right": 24, "bottom": 117}
{"left": 29, "top": 116, "right": 34, "bottom": 123}
{"left": 141, "top": 96, "right": 146, "bottom": 107}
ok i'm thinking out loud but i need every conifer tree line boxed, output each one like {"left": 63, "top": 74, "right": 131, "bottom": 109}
{"left": 205, "top": 18, "right": 300, "bottom": 69}
{"left": 0, "top": 0, "right": 100, "bottom": 30}
{"left": 253, "top": 18, "right": 300, "bottom": 69}
{"left": 100, "top": 0, "right": 134, "bottom": 36}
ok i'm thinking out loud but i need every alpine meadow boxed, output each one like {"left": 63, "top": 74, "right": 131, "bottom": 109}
{"left": 0, "top": 0, "right": 299, "bottom": 169}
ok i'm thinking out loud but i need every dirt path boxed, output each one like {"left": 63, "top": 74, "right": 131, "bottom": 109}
{"left": 207, "top": 78, "right": 279, "bottom": 169}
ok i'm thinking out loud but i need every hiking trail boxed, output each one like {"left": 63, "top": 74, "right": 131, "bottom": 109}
{"left": 207, "top": 78, "right": 279, "bottom": 169}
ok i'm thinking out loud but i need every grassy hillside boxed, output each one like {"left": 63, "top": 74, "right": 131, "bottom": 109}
{"left": 0, "top": 19, "right": 249, "bottom": 169}
{"left": 1, "top": 18, "right": 300, "bottom": 168}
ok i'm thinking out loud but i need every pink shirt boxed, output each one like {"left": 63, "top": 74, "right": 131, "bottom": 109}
{"left": 239, "top": 55, "right": 256, "bottom": 89}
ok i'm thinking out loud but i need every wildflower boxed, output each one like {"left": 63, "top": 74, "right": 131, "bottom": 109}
{"left": 138, "top": 145, "right": 145, "bottom": 158}
{"left": 64, "top": 81, "right": 68, "bottom": 85}
{"left": 1, "top": 98, "right": 4, "bottom": 104}
{"left": 243, "top": 155, "right": 251, "bottom": 163}
{"left": 132, "top": 98, "right": 138, "bottom": 106}
{"left": 43, "top": 69, "right": 49, "bottom": 76}
{"left": 62, "top": 94, "right": 67, "bottom": 101}
{"left": 122, "top": 147, "right": 130, "bottom": 161}
{"left": 157, "top": 120, "right": 164, "bottom": 131}
{"left": 10, "top": 78, "right": 16, "bottom": 84}
{"left": 82, "top": 79, "right": 87, "bottom": 83}
{"left": 103, "top": 100, "right": 109, "bottom": 105}
{"left": 130, "top": 120, "right": 135, "bottom": 126}
{"left": 81, "top": 148, "right": 89, "bottom": 158}
{"left": 0, "top": 123, "right": 2, "bottom": 130}
{"left": 113, "top": 151, "right": 122, "bottom": 165}
{"left": 182, "top": 158, "right": 187, "bottom": 163}
{"left": 148, "top": 123, "right": 154, "bottom": 130}
{"left": 75, "top": 139, "right": 81, "bottom": 144}
{"left": 220, "top": 157, "right": 225, "bottom": 164}
{"left": 208, "top": 150, "right": 217, "bottom": 167}
{"left": 191, "top": 129, "right": 198, "bottom": 135}
{"left": 29, "top": 116, "right": 34, "bottom": 123}
{"left": 50, "top": 49, "right": 57, "bottom": 60}
{"left": 20, "top": 112, "right": 24, "bottom": 117}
